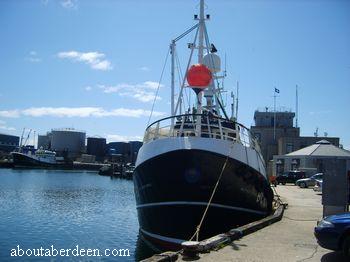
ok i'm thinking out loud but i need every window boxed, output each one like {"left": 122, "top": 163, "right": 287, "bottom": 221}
{"left": 291, "top": 158, "right": 300, "bottom": 170}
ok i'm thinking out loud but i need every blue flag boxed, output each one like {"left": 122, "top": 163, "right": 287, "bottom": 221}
{"left": 275, "top": 88, "right": 280, "bottom": 93}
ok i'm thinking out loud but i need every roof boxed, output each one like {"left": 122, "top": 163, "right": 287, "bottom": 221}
{"left": 0, "top": 133, "right": 19, "bottom": 138}
{"left": 51, "top": 128, "right": 85, "bottom": 133}
{"left": 286, "top": 140, "right": 350, "bottom": 158}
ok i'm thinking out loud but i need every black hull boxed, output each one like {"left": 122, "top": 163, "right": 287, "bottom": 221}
{"left": 133, "top": 149, "right": 273, "bottom": 250}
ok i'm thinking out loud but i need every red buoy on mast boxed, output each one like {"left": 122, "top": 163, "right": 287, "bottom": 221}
{"left": 187, "top": 64, "right": 212, "bottom": 89}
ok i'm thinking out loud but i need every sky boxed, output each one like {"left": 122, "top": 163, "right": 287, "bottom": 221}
{"left": 0, "top": 0, "right": 349, "bottom": 148}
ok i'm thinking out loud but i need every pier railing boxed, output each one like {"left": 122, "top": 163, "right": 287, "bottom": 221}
{"left": 144, "top": 113, "right": 262, "bottom": 152}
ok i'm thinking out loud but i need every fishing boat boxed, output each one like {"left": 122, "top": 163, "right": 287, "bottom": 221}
{"left": 133, "top": 0, "right": 273, "bottom": 250}
{"left": 12, "top": 148, "right": 57, "bottom": 167}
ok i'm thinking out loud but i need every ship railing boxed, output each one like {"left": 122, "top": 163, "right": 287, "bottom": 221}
{"left": 144, "top": 114, "right": 262, "bottom": 152}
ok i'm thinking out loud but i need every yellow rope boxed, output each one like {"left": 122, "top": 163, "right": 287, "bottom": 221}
{"left": 189, "top": 145, "right": 233, "bottom": 242}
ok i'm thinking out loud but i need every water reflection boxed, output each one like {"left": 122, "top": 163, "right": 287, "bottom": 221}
{"left": 0, "top": 169, "right": 149, "bottom": 261}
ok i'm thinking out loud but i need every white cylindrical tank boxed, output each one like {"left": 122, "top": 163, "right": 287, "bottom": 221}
{"left": 51, "top": 128, "right": 86, "bottom": 156}
{"left": 203, "top": 53, "right": 221, "bottom": 73}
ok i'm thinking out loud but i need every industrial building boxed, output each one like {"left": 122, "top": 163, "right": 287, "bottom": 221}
{"left": 129, "top": 141, "right": 143, "bottom": 164}
{"left": 251, "top": 110, "right": 300, "bottom": 163}
{"left": 107, "top": 141, "right": 142, "bottom": 164}
{"left": 36, "top": 127, "right": 142, "bottom": 163}
{"left": 37, "top": 132, "right": 52, "bottom": 150}
{"left": 87, "top": 137, "right": 106, "bottom": 161}
{"left": 50, "top": 128, "right": 86, "bottom": 159}
{"left": 0, "top": 133, "right": 19, "bottom": 154}
{"left": 250, "top": 109, "right": 339, "bottom": 169}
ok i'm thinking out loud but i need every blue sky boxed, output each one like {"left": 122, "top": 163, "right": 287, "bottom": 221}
{"left": 0, "top": 0, "right": 349, "bottom": 148}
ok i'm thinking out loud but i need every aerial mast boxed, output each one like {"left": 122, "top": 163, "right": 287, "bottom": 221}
{"left": 295, "top": 84, "right": 299, "bottom": 128}
{"left": 170, "top": 40, "right": 176, "bottom": 128}
{"left": 195, "top": 0, "right": 205, "bottom": 136}
{"left": 230, "top": 92, "right": 234, "bottom": 120}
{"left": 235, "top": 81, "right": 239, "bottom": 121}
{"left": 273, "top": 87, "right": 277, "bottom": 141}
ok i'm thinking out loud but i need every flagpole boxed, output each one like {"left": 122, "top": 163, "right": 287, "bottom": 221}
{"left": 273, "top": 87, "right": 277, "bottom": 141}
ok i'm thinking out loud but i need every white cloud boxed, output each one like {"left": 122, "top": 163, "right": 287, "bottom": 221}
{"left": 26, "top": 51, "right": 41, "bottom": 63}
{"left": 0, "top": 110, "right": 20, "bottom": 118}
{"left": 0, "top": 107, "right": 165, "bottom": 118}
{"left": 106, "top": 134, "right": 143, "bottom": 143}
{"left": 142, "top": 81, "right": 161, "bottom": 90}
{"left": 60, "top": 0, "right": 78, "bottom": 9}
{"left": 0, "top": 120, "right": 16, "bottom": 131}
{"left": 57, "top": 51, "right": 112, "bottom": 71}
{"left": 85, "top": 86, "right": 92, "bottom": 91}
{"left": 99, "top": 81, "right": 163, "bottom": 103}
{"left": 140, "top": 66, "right": 150, "bottom": 72}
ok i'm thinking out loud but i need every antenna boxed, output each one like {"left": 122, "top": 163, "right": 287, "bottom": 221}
{"left": 231, "top": 91, "right": 235, "bottom": 120}
{"left": 235, "top": 81, "right": 239, "bottom": 120}
{"left": 295, "top": 85, "right": 299, "bottom": 128}
{"left": 314, "top": 127, "right": 319, "bottom": 137}
{"left": 273, "top": 87, "right": 276, "bottom": 141}
{"left": 20, "top": 127, "right": 25, "bottom": 148}
{"left": 224, "top": 53, "right": 227, "bottom": 77}
{"left": 33, "top": 130, "right": 36, "bottom": 149}
{"left": 23, "top": 129, "right": 32, "bottom": 146}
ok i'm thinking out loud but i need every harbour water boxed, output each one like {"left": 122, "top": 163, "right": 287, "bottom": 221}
{"left": 0, "top": 168, "right": 153, "bottom": 261}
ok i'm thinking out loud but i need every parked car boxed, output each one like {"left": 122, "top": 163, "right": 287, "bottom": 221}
{"left": 314, "top": 212, "right": 350, "bottom": 257}
{"left": 275, "top": 171, "right": 306, "bottom": 185}
{"left": 296, "top": 173, "right": 323, "bottom": 188}
{"left": 313, "top": 179, "right": 323, "bottom": 192}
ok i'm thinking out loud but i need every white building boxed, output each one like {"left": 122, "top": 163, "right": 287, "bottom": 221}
{"left": 273, "top": 140, "right": 350, "bottom": 176}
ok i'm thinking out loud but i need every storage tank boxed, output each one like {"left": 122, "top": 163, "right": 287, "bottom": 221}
{"left": 87, "top": 137, "right": 106, "bottom": 161}
{"left": 37, "top": 132, "right": 52, "bottom": 150}
{"left": 51, "top": 128, "right": 86, "bottom": 158}
{"left": 203, "top": 53, "right": 221, "bottom": 73}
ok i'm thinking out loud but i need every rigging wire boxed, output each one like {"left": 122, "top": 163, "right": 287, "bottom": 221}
{"left": 147, "top": 47, "right": 170, "bottom": 127}
{"left": 203, "top": 24, "right": 229, "bottom": 118}
{"left": 174, "top": 26, "right": 199, "bottom": 115}
{"left": 175, "top": 49, "right": 190, "bottom": 113}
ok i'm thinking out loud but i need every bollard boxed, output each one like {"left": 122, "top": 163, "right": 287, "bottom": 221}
{"left": 181, "top": 241, "right": 200, "bottom": 259}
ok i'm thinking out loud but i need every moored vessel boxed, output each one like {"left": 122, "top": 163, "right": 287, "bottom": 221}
{"left": 133, "top": 0, "right": 273, "bottom": 250}
{"left": 12, "top": 148, "right": 56, "bottom": 167}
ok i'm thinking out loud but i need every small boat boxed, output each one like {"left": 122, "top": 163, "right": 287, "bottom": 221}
{"left": 133, "top": 0, "right": 273, "bottom": 250}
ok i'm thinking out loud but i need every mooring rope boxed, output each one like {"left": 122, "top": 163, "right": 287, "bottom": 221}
{"left": 189, "top": 144, "right": 234, "bottom": 242}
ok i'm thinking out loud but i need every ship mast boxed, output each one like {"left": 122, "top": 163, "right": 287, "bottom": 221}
{"left": 171, "top": 0, "right": 229, "bottom": 123}
{"left": 195, "top": 0, "right": 205, "bottom": 135}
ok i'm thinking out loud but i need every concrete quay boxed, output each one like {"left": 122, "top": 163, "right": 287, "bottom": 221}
{"left": 179, "top": 186, "right": 347, "bottom": 262}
